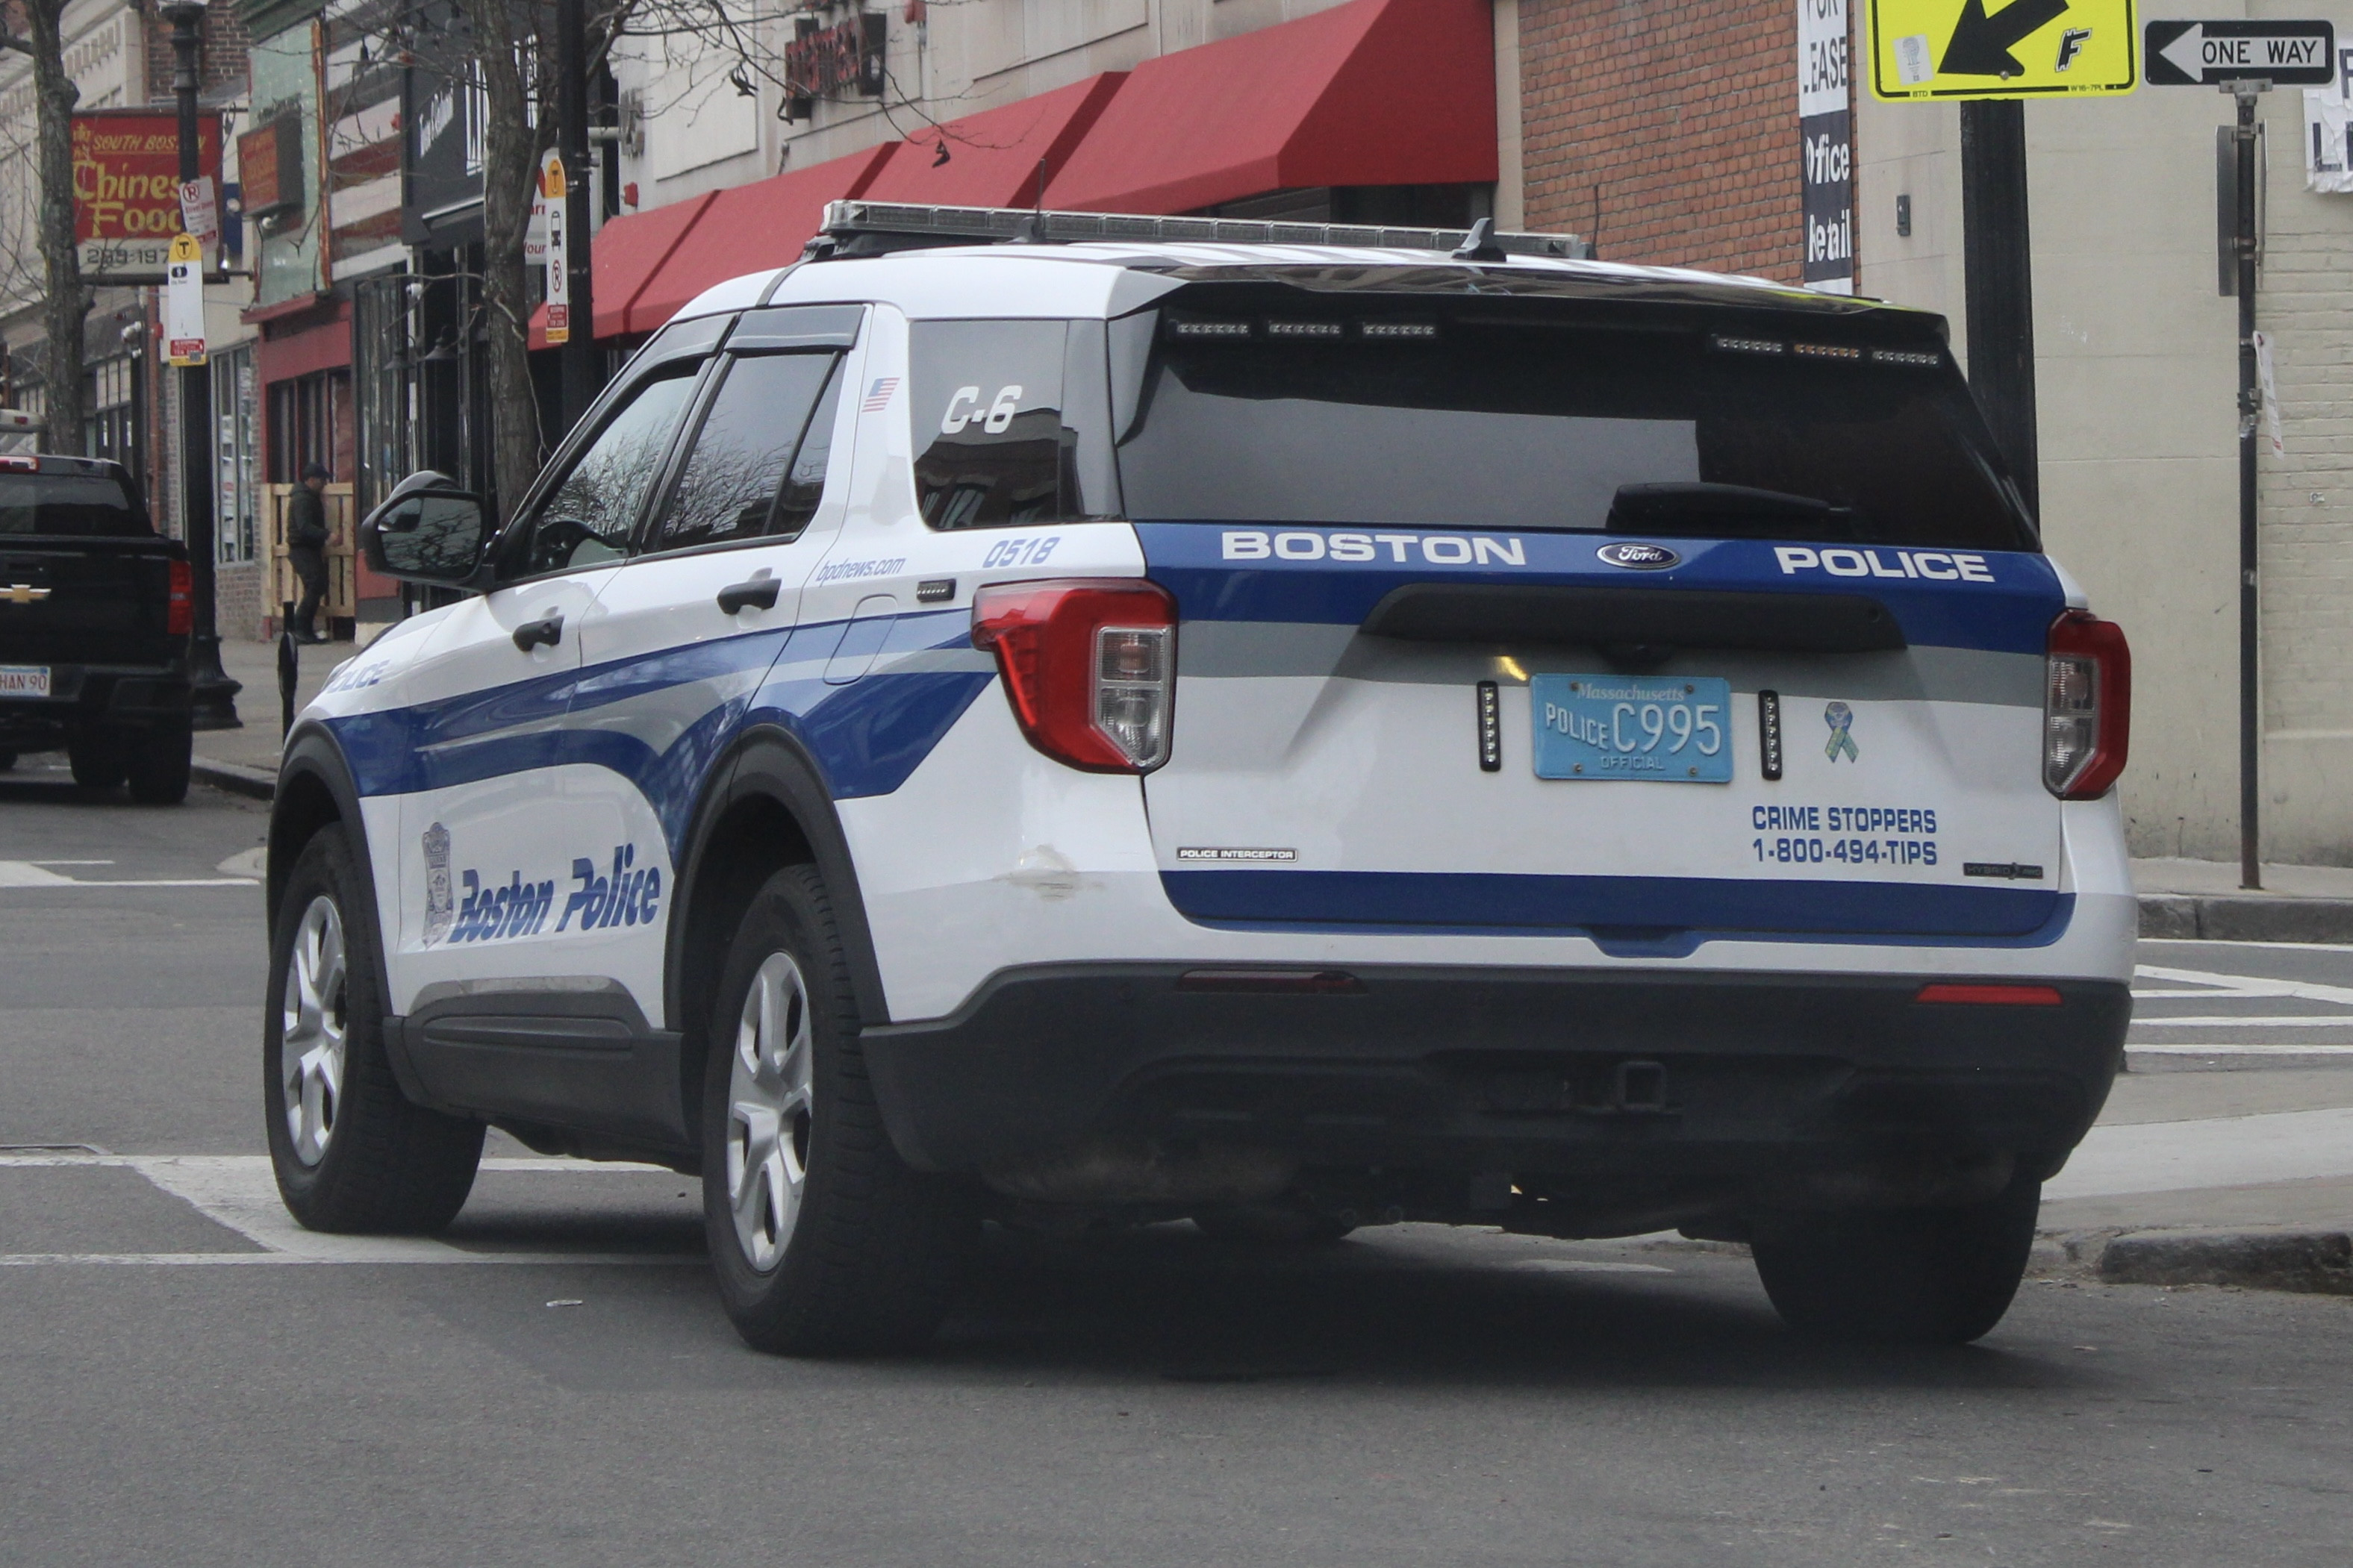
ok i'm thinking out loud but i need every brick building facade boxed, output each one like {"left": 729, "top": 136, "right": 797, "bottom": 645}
{"left": 1517, "top": 0, "right": 1808, "bottom": 279}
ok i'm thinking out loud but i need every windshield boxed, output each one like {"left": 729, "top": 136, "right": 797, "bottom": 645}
{"left": 0, "top": 469, "right": 151, "bottom": 537}
{"left": 1113, "top": 307, "right": 2035, "bottom": 551}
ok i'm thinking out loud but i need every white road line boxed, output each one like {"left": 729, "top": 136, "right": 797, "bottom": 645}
{"left": 0, "top": 1154, "right": 692, "bottom": 1267}
{"left": 2140, "top": 937, "right": 2353, "bottom": 954}
{"left": 2134, "top": 963, "right": 2353, "bottom": 1008}
{"left": 2046, "top": 1105, "right": 2353, "bottom": 1199}
{"left": 0, "top": 1252, "right": 702, "bottom": 1267}
{"left": 2131, "top": 1016, "right": 2353, "bottom": 1028}
{"left": 2130, "top": 1041, "right": 2353, "bottom": 1057}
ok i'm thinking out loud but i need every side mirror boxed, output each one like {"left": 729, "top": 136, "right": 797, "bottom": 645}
{"left": 359, "top": 471, "right": 491, "bottom": 586}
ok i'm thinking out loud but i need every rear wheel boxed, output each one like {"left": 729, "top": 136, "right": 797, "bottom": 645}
{"left": 702, "top": 863, "right": 978, "bottom": 1355}
{"left": 67, "top": 729, "right": 126, "bottom": 790}
{"left": 264, "top": 825, "right": 483, "bottom": 1232}
{"left": 1750, "top": 1175, "right": 2042, "bottom": 1345}
{"left": 125, "top": 722, "right": 192, "bottom": 805}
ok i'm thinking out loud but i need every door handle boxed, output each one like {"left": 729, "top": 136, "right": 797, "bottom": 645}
{"left": 716, "top": 577, "right": 782, "bottom": 615}
{"left": 513, "top": 613, "right": 564, "bottom": 652}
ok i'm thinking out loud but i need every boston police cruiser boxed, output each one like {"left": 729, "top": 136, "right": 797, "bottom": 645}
{"left": 262, "top": 203, "right": 2133, "bottom": 1352}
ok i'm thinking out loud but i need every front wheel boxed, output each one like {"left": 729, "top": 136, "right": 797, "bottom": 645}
{"left": 702, "top": 864, "right": 978, "bottom": 1355}
{"left": 1750, "top": 1174, "right": 2042, "bottom": 1345}
{"left": 264, "top": 826, "right": 484, "bottom": 1232}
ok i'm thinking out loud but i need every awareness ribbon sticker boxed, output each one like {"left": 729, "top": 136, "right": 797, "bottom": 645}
{"left": 1823, "top": 701, "right": 1859, "bottom": 763}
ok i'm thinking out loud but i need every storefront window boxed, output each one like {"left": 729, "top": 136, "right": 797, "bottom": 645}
{"left": 213, "top": 346, "right": 259, "bottom": 564}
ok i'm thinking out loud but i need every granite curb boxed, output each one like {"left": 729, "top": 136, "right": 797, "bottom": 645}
{"left": 2139, "top": 894, "right": 2353, "bottom": 943}
{"left": 2042, "top": 1226, "right": 2353, "bottom": 1296}
{"left": 191, "top": 757, "right": 278, "bottom": 802}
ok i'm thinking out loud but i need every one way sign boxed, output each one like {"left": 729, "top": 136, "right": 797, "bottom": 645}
{"left": 2145, "top": 19, "right": 2337, "bottom": 86}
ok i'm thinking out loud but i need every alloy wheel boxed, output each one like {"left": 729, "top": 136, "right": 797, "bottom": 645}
{"left": 280, "top": 895, "right": 349, "bottom": 1166}
{"left": 726, "top": 951, "right": 816, "bottom": 1272}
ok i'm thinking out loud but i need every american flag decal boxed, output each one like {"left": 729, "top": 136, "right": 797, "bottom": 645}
{"left": 861, "top": 377, "right": 900, "bottom": 412}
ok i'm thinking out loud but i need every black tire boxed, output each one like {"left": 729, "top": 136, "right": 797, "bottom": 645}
{"left": 66, "top": 729, "right": 126, "bottom": 790}
{"left": 125, "top": 722, "right": 192, "bottom": 805}
{"left": 702, "top": 863, "right": 978, "bottom": 1355}
{"left": 1750, "top": 1175, "right": 2042, "bottom": 1345}
{"left": 264, "top": 825, "right": 484, "bottom": 1232}
{"left": 1193, "top": 1203, "right": 1356, "bottom": 1246}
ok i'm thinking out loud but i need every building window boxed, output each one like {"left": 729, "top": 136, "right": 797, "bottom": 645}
{"left": 87, "top": 354, "right": 137, "bottom": 469}
{"left": 268, "top": 368, "right": 352, "bottom": 483}
{"left": 213, "top": 347, "right": 260, "bottom": 564}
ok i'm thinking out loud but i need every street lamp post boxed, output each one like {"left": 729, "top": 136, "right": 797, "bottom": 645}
{"left": 163, "top": 0, "right": 240, "bottom": 730}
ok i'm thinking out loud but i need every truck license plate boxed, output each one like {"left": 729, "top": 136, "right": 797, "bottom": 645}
{"left": 1531, "top": 673, "right": 1733, "bottom": 783}
{"left": 0, "top": 665, "right": 50, "bottom": 698}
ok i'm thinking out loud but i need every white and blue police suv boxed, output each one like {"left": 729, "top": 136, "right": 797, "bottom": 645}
{"left": 263, "top": 204, "right": 2134, "bottom": 1352}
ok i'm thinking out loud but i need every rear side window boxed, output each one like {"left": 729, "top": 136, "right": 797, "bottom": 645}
{"left": 648, "top": 352, "right": 841, "bottom": 552}
{"left": 0, "top": 470, "right": 150, "bottom": 537}
{"left": 907, "top": 320, "right": 1115, "bottom": 529}
{"left": 1115, "top": 307, "right": 2034, "bottom": 551}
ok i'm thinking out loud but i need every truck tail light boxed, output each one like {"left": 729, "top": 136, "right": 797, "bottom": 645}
{"left": 972, "top": 579, "right": 1176, "bottom": 772}
{"left": 2044, "top": 610, "right": 2129, "bottom": 799}
{"left": 166, "top": 557, "right": 193, "bottom": 635}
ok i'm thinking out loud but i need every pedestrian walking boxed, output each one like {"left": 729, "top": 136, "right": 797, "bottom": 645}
{"left": 286, "top": 463, "right": 331, "bottom": 644}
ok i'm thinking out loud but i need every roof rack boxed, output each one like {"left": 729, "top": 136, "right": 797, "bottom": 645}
{"left": 811, "top": 200, "right": 1592, "bottom": 263}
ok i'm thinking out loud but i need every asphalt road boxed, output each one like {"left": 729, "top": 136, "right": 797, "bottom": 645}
{"left": 2, "top": 769, "right": 2349, "bottom": 1567}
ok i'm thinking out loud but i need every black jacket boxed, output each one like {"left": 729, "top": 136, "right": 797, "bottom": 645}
{"left": 286, "top": 486, "right": 329, "bottom": 557}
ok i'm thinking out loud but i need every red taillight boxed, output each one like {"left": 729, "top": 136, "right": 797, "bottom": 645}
{"left": 2044, "top": 610, "right": 2130, "bottom": 799}
{"left": 166, "top": 557, "right": 193, "bottom": 635}
{"left": 1915, "top": 984, "right": 2064, "bottom": 1007}
{"left": 971, "top": 578, "right": 1176, "bottom": 772}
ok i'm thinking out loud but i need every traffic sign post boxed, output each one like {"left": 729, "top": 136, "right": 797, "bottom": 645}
{"left": 2143, "top": 20, "right": 2337, "bottom": 889}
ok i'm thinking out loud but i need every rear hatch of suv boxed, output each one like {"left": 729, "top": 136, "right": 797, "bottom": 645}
{"left": 0, "top": 459, "right": 181, "bottom": 669}
{"left": 1115, "top": 276, "right": 2069, "bottom": 954}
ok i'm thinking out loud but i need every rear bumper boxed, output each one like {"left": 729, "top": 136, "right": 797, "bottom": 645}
{"left": 861, "top": 963, "right": 2128, "bottom": 1181}
{"left": 0, "top": 663, "right": 193, "bottom": 748}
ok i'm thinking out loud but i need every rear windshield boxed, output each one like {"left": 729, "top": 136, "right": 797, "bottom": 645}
{"left": 1113, "top": 308, "right": 2035, "bottom": 550}
{"left": 0, "top": 469, "right": 151, "bottom": 537}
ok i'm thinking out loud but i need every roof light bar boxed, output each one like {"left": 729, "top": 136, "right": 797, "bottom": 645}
{"left": 814, "top": 200, "right": 1593, "bottom": 261}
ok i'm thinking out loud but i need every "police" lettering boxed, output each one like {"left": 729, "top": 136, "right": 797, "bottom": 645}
{"left": 1773, "top": 546, "right": 1995, "bottom": 583}
{"left": 555, "top": 844, "right": 664, "bottom": 932}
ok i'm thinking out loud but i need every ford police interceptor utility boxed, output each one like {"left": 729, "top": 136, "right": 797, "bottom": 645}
{"left": 262, "top": 203, "right": 2133, "bottom": 1353}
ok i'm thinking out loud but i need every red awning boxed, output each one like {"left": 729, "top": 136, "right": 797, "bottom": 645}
{"left": 529, "top": 191, "right": 713, "bottom": 350}
{"left": 1044, "top": 0, "right": 1496, "bottom": 215}
{"left": 860, "top": 74, "right": 1128, "bottom": 208}
{"left": 622, "top": 143, "right": 895, "bottom": 334}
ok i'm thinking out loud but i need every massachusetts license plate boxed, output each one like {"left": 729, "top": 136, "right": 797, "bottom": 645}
{"left": 0, "top": 664, "right": 49, "bottom": 699}
{"left": 1531, "top": 673, "right": 1733, "bottom": 782}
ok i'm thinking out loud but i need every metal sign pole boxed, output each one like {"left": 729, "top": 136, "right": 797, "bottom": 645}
{"left": 2230, "top": 80, "right": 2266, "bottom": 890}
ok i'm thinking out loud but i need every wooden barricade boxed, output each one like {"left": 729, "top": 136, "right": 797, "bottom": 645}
{"left": 266, "top": 482, "right": 357, "bottom": 629}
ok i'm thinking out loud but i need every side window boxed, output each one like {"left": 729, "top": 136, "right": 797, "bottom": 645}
{"left": 909, "top": 319, "right": 1112, "bottom": 530}
{"left": 772, "top": 357, "right": 845, "bottom": 540}
{"left": 522, "top": 367, "right": 699, "bottom": 576}
{"left": 648, "top": 353, "right": 838, "bottom": 553}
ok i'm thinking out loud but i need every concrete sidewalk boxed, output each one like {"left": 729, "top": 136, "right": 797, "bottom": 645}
{"left": 2036, "top": 1067, "right": 2353, "bottom": 1294}
{"left": 189, "top": 634, "right": 349, "bottom": 794}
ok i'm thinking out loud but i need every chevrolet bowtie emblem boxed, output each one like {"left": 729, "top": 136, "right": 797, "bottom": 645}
{"left": 1, "top": 583, "right": 50, "bottom": 605}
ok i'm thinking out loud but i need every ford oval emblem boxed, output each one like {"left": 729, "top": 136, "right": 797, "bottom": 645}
{"left": 1597, "top": 541, "right": 1681, "bottom": 571}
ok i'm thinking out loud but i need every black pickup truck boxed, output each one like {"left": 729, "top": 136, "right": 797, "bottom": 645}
{"left": 0, "top": 455, "right": 194, "bottom": 803}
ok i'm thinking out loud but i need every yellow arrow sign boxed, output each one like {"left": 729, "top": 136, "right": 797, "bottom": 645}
{"left": 1868, "top": 0, "right": 2139, "bottom": 100}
